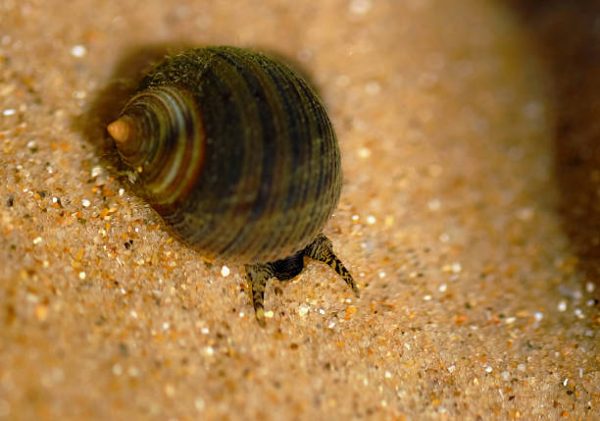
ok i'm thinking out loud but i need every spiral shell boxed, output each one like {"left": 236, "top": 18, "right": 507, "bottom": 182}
{"left": 107, "top": 46, "right": 357, "bottom": 324}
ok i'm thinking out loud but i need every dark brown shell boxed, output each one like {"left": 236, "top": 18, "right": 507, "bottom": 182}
{"left": 109, "top": 46, "right": 342, "bottom": 263}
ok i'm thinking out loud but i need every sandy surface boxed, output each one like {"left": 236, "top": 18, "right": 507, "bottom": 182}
{"left": 1, "top": 0, "right": 598, "bottom": 419}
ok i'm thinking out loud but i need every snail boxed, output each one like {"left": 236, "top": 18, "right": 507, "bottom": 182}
{"left": 106, "top": 46, "right": 358, "bottom": 325}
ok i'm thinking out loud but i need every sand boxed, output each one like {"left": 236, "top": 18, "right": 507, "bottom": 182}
{"left": 0, "top": 0, "right": 598, "bottom": 419}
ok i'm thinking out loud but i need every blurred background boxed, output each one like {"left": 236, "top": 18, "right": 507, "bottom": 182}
{"left": 0, "top": 0, "right": 598, "bottom": 419}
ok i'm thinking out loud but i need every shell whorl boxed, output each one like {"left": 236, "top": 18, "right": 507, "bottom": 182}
{"left": 109, "top": 47, "right": 341, "bottom": 263}
{"left": 111, "top": 86, "right": 205, "bottom": 210}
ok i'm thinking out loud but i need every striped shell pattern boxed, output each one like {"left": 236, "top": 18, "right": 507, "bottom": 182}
{"left": 107, "top": 46, "right": 357, "bottom": 325}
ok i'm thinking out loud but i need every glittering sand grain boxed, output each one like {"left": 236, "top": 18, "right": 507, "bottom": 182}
{"left": 0, "top": 0, "right": 598, "bottom": 419}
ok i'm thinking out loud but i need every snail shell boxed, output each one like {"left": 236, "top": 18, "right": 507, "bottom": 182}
{"left": 107, "top": 46, "right": 357, "bottom": 324}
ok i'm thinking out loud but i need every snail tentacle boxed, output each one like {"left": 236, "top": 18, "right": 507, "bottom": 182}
{"left": 304, "top": 234, "right": 359, "bottom": 297}
{"left": 245, "top": 263, "right": 274, "bottom": 327}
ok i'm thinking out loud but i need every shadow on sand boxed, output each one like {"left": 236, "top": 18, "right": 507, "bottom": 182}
{"left": 507, "top": 0, "right": 600, "bottom": 298}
